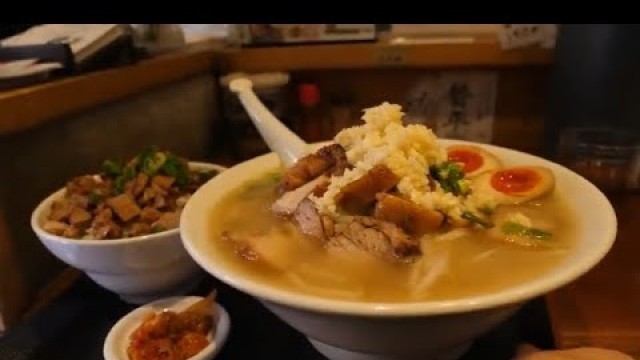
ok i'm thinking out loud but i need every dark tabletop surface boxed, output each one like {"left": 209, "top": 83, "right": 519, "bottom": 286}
{"left": 0, "top": 273, "right": 555, "bottom": 360}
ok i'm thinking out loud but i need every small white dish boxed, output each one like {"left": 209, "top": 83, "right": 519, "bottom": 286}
{"left": 103, "top": 296, "right": 230, "bottom": 360}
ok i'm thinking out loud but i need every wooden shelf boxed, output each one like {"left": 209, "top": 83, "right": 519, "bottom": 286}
{"left": 221, "top": 35, "right": 554, "bottom": 72}
{"left": 0, "top": 44, "right": 220, "bottom": 136}
{"left": 0, "top": 36, "right": 554, "bottom": 137}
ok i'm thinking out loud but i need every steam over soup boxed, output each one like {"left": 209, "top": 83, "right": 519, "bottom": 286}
{"left": 210, "top": 102, "right": 577, "bottom": 302}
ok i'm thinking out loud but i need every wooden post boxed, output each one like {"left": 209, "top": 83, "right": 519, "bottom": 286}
{"left": 0, "top": 208, "right": 27, "bottom": 328}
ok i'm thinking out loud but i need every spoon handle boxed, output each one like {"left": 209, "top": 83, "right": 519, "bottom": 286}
{"left": 229, "top": 78, "right": 309, "bottom": 167}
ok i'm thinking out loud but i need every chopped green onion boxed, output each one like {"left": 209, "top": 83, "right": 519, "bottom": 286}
{"left": 453, "top": 179, "right": 469, "bottom": 195}
{"left": 102, "top": 159, "right": 123, "bottom": 177}
{"left": 462, "top": 211, "right": 494, "bottom": 228}
{"left": 108, "top": 148, "right": 195, "bottom": 193}
{"left": 135, "top": 147, "right": 156, "bottom": 171}
{"left": 478, "top": 206, "right": 495, "bottom": 215}
{"left": 161, "top": 154, "right": 189, "bottom": 186}
{"left": 114, "top": 166, "right": 136, "bottom": 194}
{"left": 141, "top": 151, "right": 167, "bottom": 176}
{"left": 429, "top": 161, "right": 470, "bottom": 196}
{"left": 501, "top": 221, "right": 552, "bottom": 240}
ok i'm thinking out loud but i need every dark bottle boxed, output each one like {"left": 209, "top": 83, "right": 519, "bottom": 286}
{"left": 298, "top": 83, "right": 326, "bottom": 143}
{"left": 546, "top": 24, "right": 640, "bottom": 192}
{"left": 329, "top": 92, "right": 356, "bottom": 136}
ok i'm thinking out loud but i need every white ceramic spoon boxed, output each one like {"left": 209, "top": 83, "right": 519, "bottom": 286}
{"left": 229, "top": 78, "right": 310, "bottom": 167}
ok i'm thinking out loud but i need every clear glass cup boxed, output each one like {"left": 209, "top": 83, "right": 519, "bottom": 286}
{"left": 558, "top": 127, "right": 640, "bottom": 193}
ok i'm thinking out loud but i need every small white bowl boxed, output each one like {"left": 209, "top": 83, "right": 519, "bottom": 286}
{"left": 31, "top": 162, "right": 226, "bottom": 304}
{"left": 103, "top": 296, "right": 231, "bottom": 360}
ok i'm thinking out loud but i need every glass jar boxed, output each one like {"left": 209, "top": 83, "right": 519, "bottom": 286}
{"left": 558, "top": 127, "right": 640, "bottom": 192}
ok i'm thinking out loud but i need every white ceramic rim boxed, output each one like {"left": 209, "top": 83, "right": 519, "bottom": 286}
{"left": 30, "top": 162, "right": 226, "bottom": 247}
{"left": 181, "top": 141, "right": 618, "bottom": 317}
{"left": 102, "top": 296, "right": 231, "bottom": 360}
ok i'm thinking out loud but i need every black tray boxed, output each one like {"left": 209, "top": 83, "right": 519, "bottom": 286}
{"left": 0, "top": 274, "right": 555, "bottom": 360}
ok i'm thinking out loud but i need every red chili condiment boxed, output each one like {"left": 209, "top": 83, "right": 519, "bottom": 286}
{"left": 127, "top": 307, "right": 214, "bottom": 360}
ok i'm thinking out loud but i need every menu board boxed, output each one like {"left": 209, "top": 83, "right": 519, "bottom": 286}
{"left": 403, "top": 71, "right": 498, "bottom": 143}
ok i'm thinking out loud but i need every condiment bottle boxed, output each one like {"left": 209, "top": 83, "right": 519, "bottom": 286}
{"left": 329, "top": 92, "right": 356, "bottom": 136}
{"left": 298, "top": 83, "right": 326, "bottom": 142}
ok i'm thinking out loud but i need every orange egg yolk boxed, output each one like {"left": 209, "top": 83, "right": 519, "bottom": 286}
{"left": 448, "top": 149, "right": 484, "bottom": 174}
{"left": 490, "top": 168, "right": 540, "bottom": 195}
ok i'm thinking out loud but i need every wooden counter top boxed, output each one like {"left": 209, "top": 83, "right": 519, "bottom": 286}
{"left": 0, "top": 44, "right": 220, "bottom": 136}
{"left": 222, "top": 35, "right": 554, "bottom": 72}
{"left": 0, "top": 35, "right": 553, "bottom": 137}
{"left": 545, "top": 193, "right": 640, "bottom": 358}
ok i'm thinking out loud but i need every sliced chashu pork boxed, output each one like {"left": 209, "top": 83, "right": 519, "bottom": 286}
{"left": 272, "top": 175, "right": 329, "bottom": 217}
{"left": 278, "top": 144, "right": 348, "bottom": 193}
{"left": 282, "top": 193, "right": 420, "bottom": 262}
{"left": 374, "top": 193, "right": 444, "bottom": 236}
{"left": 335, "top": 164, "right": 400, "bottom": 214}
{"left": 327, "top": 216, "right": 420, "bottom": 262}
{"left": 293, "top": 198, "right": 334, "bottom": 242}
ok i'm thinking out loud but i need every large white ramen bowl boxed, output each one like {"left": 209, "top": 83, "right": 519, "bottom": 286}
{"left": 180, "top": 141, "right": 617, "bottom": 360}
{"left": 31, "top": 162, "right": 226, "bottom": 305}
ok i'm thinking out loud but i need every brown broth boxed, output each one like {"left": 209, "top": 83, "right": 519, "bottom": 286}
{"left": 209, "top": 171, "right": 577, "bottom": 303}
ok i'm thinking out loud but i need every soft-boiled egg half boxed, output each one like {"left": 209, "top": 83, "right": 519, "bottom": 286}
{"left": 472, "top": 166, "right": 555, "bottom": 205}
{"left": 446, "top": 145, "right": 502, "bottom": 178}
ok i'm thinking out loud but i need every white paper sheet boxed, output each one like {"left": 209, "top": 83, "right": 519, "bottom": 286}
{"left": 1, "top": 24, "right": 124, "bottom": 62}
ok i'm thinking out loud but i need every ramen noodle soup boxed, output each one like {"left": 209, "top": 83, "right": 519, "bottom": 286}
{"left": 209, "top": 102, "right": 577, "bottom": 302}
